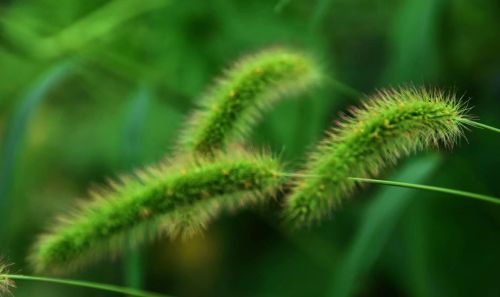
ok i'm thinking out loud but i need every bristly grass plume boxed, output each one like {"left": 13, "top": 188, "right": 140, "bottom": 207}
{"left": 285, "top": 87, "right": 469, "bottom": 226}
{"left": 0, "top": 260, "right": 15, "bottom": 295}
{"left": 179, "top": 47, "right": 322, "bottom": 156}
{"left": 31, "top": 150, "right": 283, "bottom": 273}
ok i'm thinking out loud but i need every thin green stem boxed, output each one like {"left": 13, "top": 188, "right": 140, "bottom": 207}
{"left": 461, "top": 119, "right": 500, "bottom": 134}
{"left": 125, "top": 250, "right": 143, "bottom": 294}
{"left": 123, "top": 86, "right": 151, "bottom": 293}
{"left": 276, "top": 172, "right": 500, "bottom": 205}
{"left": 0, "top": 60, "right": 73, "bottom": 244}
{"left": 326, "top": 77, "right": 363, "bottom": 100}
{"left": 349, "top": 177, "right": 500, "bottom": 205}
{"left": 1, "top": 274, "right": 172, "bottom": 297}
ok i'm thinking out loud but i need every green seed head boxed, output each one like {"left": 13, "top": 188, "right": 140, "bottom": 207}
{"left": 31, "top": 150, "right": 284, "bottom": 273}
{"left": 0, "top": 261, "right": 15, "bottom": 295}
{"left": 179, "top": 47, "right": 323, "bottom": 156}
{"left": 285, "top": 87, "right": 469, "bottom": 226}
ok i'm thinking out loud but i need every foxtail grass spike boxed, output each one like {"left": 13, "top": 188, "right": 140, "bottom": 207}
{"left": 0, "top": 261, "right": 15, "bottom": 295}
{"left": 179, "top": 47, "right": 322, "bottom": 156}
{"left": 285, "top": 87, "right": 470, "bottom": 226}
{"left": 31, "top": 151, "right": 283, "bottom": 273}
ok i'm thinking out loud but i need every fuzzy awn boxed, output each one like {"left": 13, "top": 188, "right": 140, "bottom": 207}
{"left": 179, "top": 47, "right": 322, "bottom": 156}
{"left": 165, "top": 47, "right": 321, "bottom": 253}
{"left": 0, "top": 261, "right": 15, "bottom": 295}
{"left": 285, "top": 88, "right": 469, "bottom": 226}
{"left": 31, "top": 151, "right": 283, "bottom": 273}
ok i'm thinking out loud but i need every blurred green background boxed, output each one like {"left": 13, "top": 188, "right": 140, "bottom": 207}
{"left": 1, "top": 0, "right": 499, "bottom": 296}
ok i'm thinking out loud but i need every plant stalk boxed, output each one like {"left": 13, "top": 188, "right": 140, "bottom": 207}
{"left": 349, "top": 177, "right": 500, "bottom": 204}
{"left": 1, "top": 274, "right": 172, "bottom": 297}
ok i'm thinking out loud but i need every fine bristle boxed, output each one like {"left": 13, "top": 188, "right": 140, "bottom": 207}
{"left": 178, "top": 47, "right": 323, "bottom": 156}
{"left": 284, "top": 87, "right": 469, "bottom": 226}
{"left": 30, "top": 150, "right": 284, "bottom": 274}
{"left": 0, "top": 260, "right": 15, "bottom": 295}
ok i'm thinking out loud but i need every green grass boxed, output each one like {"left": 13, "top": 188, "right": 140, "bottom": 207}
{"left": 285, "top": 88, "right": 468, "bottom": 226}
{"left": 1, "top": 3, "right": 499, "bottom": 295}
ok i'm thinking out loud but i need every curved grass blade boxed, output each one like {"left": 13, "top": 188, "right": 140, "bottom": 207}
{"left": 0, "top": 60, "right": 73, "bottom": 240}
{"left": 38, "top": 0, "right": 169, "bottom": 57}
{"left": 383, "top": 0, "right": 442, "bottom": 83}
{"left": 328, "top": 154, "right": 441, "bottom": 297}
{"left": 122, "top": 86, "right": 152, "bottom": 292}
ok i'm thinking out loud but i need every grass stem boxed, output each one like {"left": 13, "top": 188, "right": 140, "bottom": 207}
{"left": 276, "top": 172, "right": 500, "bottom": 205}
{"left": 461, "top": 119, "right": 500, "bottom": 134}
{"left": 349, "top": 177, "right": 500, "bottom": 205}
{"left": 1, "top": 274, "right": 172, "bottom": 297}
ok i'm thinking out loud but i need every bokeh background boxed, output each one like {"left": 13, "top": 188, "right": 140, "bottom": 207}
{"left": 1, "top": 0, "right": 499, "bottom": 296}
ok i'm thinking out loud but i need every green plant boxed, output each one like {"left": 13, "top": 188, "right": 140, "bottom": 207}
{"left": 284, "top": 88, "right": 468, "bottom": 226}
{"left": 20, "top": 46, "right": 500, "bottom": 297}
{"left": 2, "top": 0, "right": 500, "bottom": 295}
{"left": 178, "top": 47, "right": 322, "bottom": 156}
{"left": 31, "top": 150, "right": 283, "bottom": 273}
{"left": 0, "top": 261, "right": 15, "bottom": 295}
{"left": 30, "top": 47, "right": 324, "bottom": 274}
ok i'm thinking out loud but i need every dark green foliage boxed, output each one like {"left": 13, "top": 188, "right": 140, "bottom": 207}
{"left": 179, "top": 47, "right": 322, "bottom": 156}
{"left": 0, "top": 61, "right": 73, "bottom": 240}
{"left": 285, "top": 88, "right": 468, "bottom": 226}
{"left": 31, "top": 151, "right": 283, "bottom": 273}
{"left": 327, "top": 155, "right": 441, "bottom": 297}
